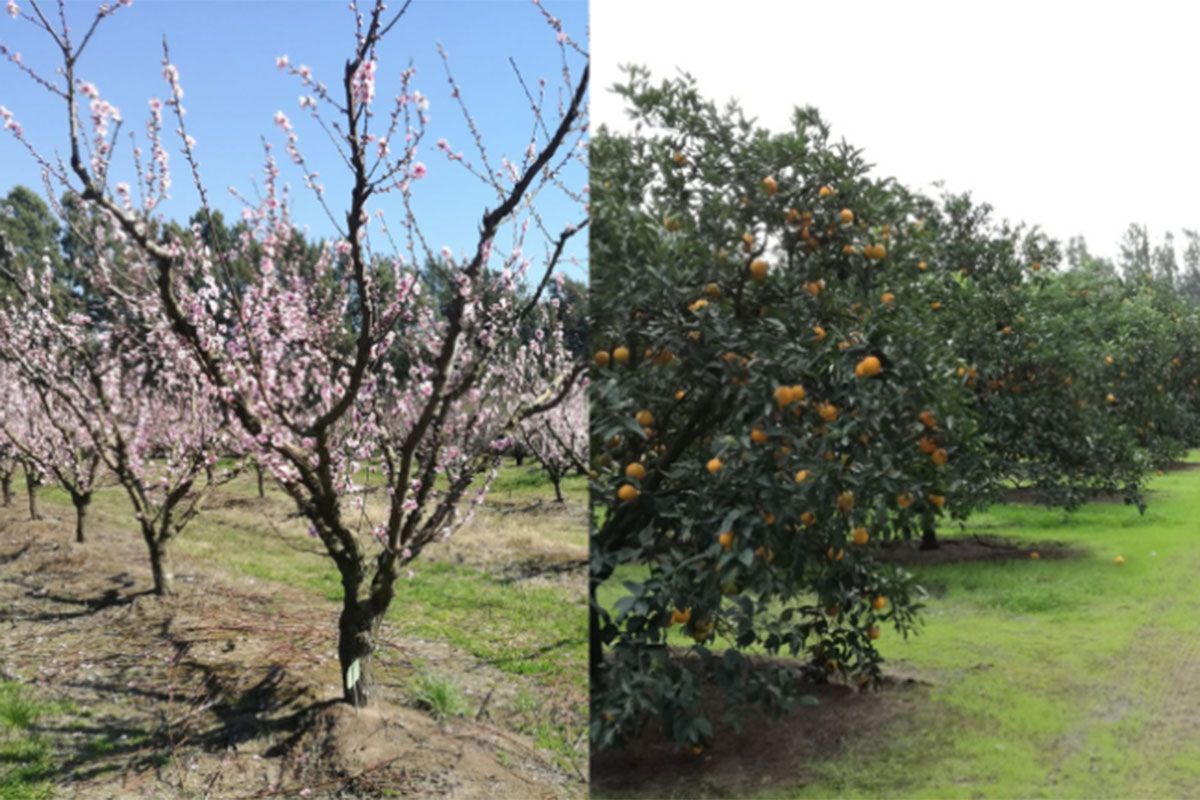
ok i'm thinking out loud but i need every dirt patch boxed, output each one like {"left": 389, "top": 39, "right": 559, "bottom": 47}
{"left": 590, "top": 658, "right": 927, "bottom": 799}
{"left": 0, "top": 504, "right": 581, "bottom": 798}
{"left": 880, "top": 534, "right": 1083, "bottom": 566}
{"left": 1161, "top": 461, "right": 1200, "bottom": 473}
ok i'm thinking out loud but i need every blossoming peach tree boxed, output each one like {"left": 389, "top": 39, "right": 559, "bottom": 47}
{"left": 0, "top": 361, "right": 101, "bottom": 540}
{"left": 0, "top": 239, "right": 235, "bottom": 590}
{"left": 0, "top": 0, "right": 587, "bottom": 706}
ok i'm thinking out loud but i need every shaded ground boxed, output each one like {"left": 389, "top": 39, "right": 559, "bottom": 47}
{"left": 0, "top": 465, "right": 587, "bottom": 798}
{"left": 590, "top": 658, "right": 929, "bottom": 800}
{"left": 880, "top": 533, "right": 1083, "bottom": 566}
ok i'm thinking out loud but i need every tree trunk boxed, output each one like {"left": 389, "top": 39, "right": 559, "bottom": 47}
{"left": 72, "top": 493, "right": 91, "bottom": 544}
{"left": 24, "top": 471, "right": 39, "bottom": 521}
{"left": 337, "top": 596, "right": 379, "bottom": 707}
{"left": 552, "top": 474, "right": 564, "bottom": 504}
{"left": 146, "top": 534, "right": 175, "bottom": 596}
{"left": 920, "top": 523, "right": 939, "bottom": 551}
{"left": 1, "top": 471, "right": 12, "bottom": 506}
{"left": 589, "top": 580, "right": 605, "bottom": 689}
{"left": 255, "top": 464, "right": 265, "bottom": 498}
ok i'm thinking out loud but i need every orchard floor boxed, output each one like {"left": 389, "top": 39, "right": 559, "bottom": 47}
{"left": 593, "top": 453, "right": 1200, "bottom": 799}
{"left": 0, "top": 464, "right": 587, "bottom": 799}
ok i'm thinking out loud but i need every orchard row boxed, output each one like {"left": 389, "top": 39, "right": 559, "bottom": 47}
{"left": 588, "top": 70, "right": 1200, "bottom": 751}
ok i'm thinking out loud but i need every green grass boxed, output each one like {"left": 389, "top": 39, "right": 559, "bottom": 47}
{"left": 787, "top": 459, "right": 1200, "bottom": 799}
{"left": 409, "top": 672, "right": 468, "bottom": 721}
{"left": 0, "top": 683, "right": 56, "bottom": 800}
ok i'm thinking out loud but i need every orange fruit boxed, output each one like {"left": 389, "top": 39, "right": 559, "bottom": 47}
{"left": 617, "top": 484, "right": 639, "bottom": 502}
{"left": 1031, "top": 262, "right": 1041, "bottom": 271}
{"left": 774, "top": 385, "right": 794, "bottom": 408}
{"left": 594, "top": 351, "right": 611, "bottom": 368}
{"left": 1105, "top": 355, "right": 1115, "bottom": 365}
{"left": 805, "top": 280, "right": 823, "bottom": 297}
{"left": 817, "top": 402, "right": 839, "bottom": 422}
{"left": 762, "top": 511, "right": 776, "bottom": 525}
{"left": 864, "top": 243, "right": 886, "bottom": 260}
{"left": 851, "top": 527, "right": 870, "bottom": 546}
{"left": 675, "top": 389, "right": 687, "bottom": 401}
{"left": 919, "top": 410, "right": 937, "bottom": 429}
{"left": 881, "top": 292, "right": 895, "bottom": 305}
{"left": 718, "top": 530, "right": 735, "bottom": 551}
{"left": 794, "top": 469, "right": 810, "bottom": 484}
{"left": 1029, "top": 551, "right": 1040, "bottom": 560}
{"left": 1114, "top": 555, "right": 1125, "bottom": 566}
{"left": 742, "top": 231, "right": 755, "bottom": 251}
{"left": 918, "top": 436, "right": 938, "bottom": 455}
{"left": 634, "top": 409, "right": 655, "bottom": 427}
{"left": 704, "top": 282, "right": 721, "bottom": 299}
{"left": 1106, "top": 393, "right": 1116, "bottom": 404}
{"left": 748, "top": 259, "right": 769, "bottom": 282}
{"left": 868, "top": 625, "right": 881, "bottom": 640}
{"left": 917, "top": 260, "right": 928, "bottom": 271}
{"left": 836, "top": 491, "right": 855, "bottom": 512}
{"left": 854, "top": 355, "right": 882, "bottom": 378}
{"left": 800, "top": 512, "right": 816, "bottom": 526}
{"left": 707, "top": 457, "right": 724, "bottom": 474}
{"left": 928, "top": 493, "right": 946, "bottom": 508}
{"left": 613, "top": 346, "right": 630, "bottom": 365}
{"left": 812, "top": 325, "right": 827, "bottom": 342}
{"left": 751, "top": 428, "right": 769, "bottom": 444}
{"left": 931, "top": 448, "right": 949, "bottom": 466}
{"left": 625, "top": 463, "right": 646, "bottom": 481}
{"left": 818, "top": 185, "right": 835, "bottom": 198}
{"left": 688, "top": 298, "right": 709, "bottom": 312}
{"left": 897, "top": 492, "right": 914, "bottom": 508}
{"left": 672, "top": 151, "right": 686, "bottom": 166}
{"left": 872, "top": 596, "right": 887, "bottom": 611}
{"left": 761, "top": 175, "right": 778, "bottom": 195}
{"left": 791, "top": 385, "right": 807, "bottom": 402}
{"left": 839, "top": 208, "right": 854, "bottom": 224}
{"left": 929, "top": 301, "right": 942, "bottom": 311}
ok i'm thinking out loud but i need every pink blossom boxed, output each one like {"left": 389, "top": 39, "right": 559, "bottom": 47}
{"left": 411, "top": 162, "right": 427, "bottom": 179}
{"left": 5, "top": 0, "right": 17, "bottom": 18}
{"left": 276, "top": 54, "right": 289, "bottom": 70}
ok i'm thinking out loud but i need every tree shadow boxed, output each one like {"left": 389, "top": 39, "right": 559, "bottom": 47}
{"left": 495, "top": 558, "right": 586, "bottom": 585}
{"left": 3, "top": 587, "right": 156, "bottom": 623}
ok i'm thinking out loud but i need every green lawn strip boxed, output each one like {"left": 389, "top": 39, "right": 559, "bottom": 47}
{"left": 0, "top": 683, "right": 61, "bottom": 800}
{"left": 789, "top": 464, "right": 1200, "bottom": 798}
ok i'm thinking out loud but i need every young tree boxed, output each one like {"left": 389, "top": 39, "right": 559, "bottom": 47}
{"left": 0, "top": 247, "right": 235, "bottom": 592}
{"left": 0, "top": 364, "right": 101, "bottom": 541}
{"left": 519, "top": 376, "right": 587, "bottom": 503}
{"left": 2, "top": 0, "right": 588, "bottom": 706}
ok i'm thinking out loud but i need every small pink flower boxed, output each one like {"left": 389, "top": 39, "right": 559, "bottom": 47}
{"left": 411, "top": 162, "right": 427, "bottom": 179}
{"left": 276, "top": 55, "right": 289, "bottom": 70}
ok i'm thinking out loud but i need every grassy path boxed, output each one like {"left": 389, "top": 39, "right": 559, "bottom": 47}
{"left": 793, "top": 457, "right": 1200, "bottom": 798}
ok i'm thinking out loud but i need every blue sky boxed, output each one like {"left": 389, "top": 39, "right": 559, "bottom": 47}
{"left": 0, "top": 0, "right": 588, "bottom": 280}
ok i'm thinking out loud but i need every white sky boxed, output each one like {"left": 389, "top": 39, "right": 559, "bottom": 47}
{"left": 593, "top": 0, "right": 1200, "bottom": 265}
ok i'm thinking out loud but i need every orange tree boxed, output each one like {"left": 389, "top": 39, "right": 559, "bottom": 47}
{"left": 589, "top": 71, "right": 989, "bottom": 750}
{"left": 915, "top": 194, "right": 1194, "bottom": 514}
